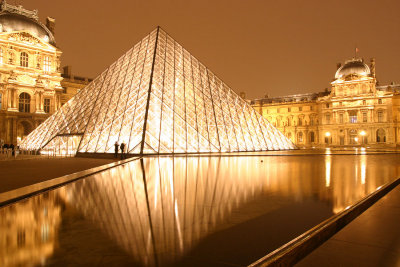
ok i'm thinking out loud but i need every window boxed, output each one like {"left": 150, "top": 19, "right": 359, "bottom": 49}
{"left": 310, "top": 106, "right": 313, "bottom": 111}
{"left": 44, "top": 98, "right": 50, "bottom": 113}
{"left": 376, "top": 128, "right": 386, "bottom": 143}
{"left": 339, "top": 102, "right": 342, "bottom": 106}
{"left": 43, "top": 56, "right": 51, "bottom": 72}
{"left": 287, "top": 118, "right": 291, "bottom": 126}
{"left": 363, "top": 112, "right": 367, "bottom": 122}
{"left": 298, "top": 132, "right": 303, "bottom": 143}
{"left": 363, "top": 100, "right": 366, "bottom": 105}
{"left": 18, "top": 93, "right": 31, "bottom": 113}
{"left": 17, "top": 230, "right": 25, "bottom": 247}
{"left": 378, "top": 99, "right": 382, "bottom": 104}
{"left": 299, "top": 107, "right": 302, "bottom": 111}
{"left": 349, "top": 111, "right": 357, "bottom": 123}
{"left": 20, "top": 52, "right": 28, "bottom": 67}
{"left": 288, "top": 107, "right": 291, "bottom": 112}
{"left": 310, "top": 117, "right": 314, "bottom": 126}
{"left": 298, "top": 118, "right": 302, "bottom": 126}
{"left": 378, "top": 111, "right": 383, "bottom": 122}
{"left": 325, "top": 114, "right": 330, "bottom": 124}
{"left": 326, "top": 103, "right": 329, "bottom": 108}
{"left": 339, "top": 113, "right": 344, "bottom": 124}
{"left": 310, "top": 132, "right": 315, "bottom": 143}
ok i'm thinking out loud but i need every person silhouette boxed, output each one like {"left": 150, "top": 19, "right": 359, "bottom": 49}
{"left": 120, "top": 142, "right": 126, "bottom": 159}
{"left": 114, "top": 141, "right": 119, "bottom": 158}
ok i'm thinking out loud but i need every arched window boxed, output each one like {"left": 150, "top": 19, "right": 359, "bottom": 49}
{"left": 43, "top": 56, "right": 51, "bottom": 72}
{"left": 310, "top": 132, "right": 315, "bottom": 143}
{"left": 376, "top": 128, "right": 386, "bottom": 143}
{"left": 20, "top": 52, "right": 29, "bottom": 67}
{"left": 18, "top": 93, "right": 31, "bottom": 113}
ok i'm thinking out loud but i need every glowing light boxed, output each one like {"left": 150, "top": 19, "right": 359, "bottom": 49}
{"left": 361, "top": 156, "right": 366, "bottom": 185}
{"left": 19, "top": 27, "right": 295, "bottom": 155}
{"left": 325, "top": 156, "right": 331, "bottom": 187}
{"left": 360, "top": 131, "right": 366, "bottom": 136}
{"left": 325, "top": 132, "right": 331, "bottom": 137}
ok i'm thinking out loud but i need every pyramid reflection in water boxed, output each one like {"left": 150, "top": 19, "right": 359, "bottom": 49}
{"left": 20, "top": 27, "right": 294, "bottom": 155}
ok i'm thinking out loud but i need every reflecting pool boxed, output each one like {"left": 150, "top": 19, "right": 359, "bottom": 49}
{"left": 1, "top": 153, "right": 400, "bottom": 266}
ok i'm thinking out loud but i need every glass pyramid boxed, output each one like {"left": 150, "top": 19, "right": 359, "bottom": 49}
{"left": 20, "top": 27, "right": 295, "bottom": 155}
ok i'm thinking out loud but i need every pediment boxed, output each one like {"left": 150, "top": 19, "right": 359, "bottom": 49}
{"left": 0, "top": 31, "right": 55, "bottom": 50}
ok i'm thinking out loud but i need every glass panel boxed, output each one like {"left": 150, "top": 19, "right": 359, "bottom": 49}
{"left": 20, "top": 27, "right": 294, "bottom": 154}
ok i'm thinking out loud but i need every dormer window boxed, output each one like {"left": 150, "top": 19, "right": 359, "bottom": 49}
{"left": 20, "top": 52, "right": 29, "bottom": 67}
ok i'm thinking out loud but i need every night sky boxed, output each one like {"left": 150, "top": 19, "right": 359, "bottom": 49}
{"left": 18, "top": 0, "right": 400, "bottom": 99}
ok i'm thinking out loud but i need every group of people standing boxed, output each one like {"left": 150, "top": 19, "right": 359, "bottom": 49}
{"left": 114, "top": 141, "right": 127, "bottom": 159}
{"left": 1, "top": 143, "right": 17, "bottom": 157}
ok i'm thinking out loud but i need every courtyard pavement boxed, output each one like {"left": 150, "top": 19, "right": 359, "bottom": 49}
{"left": 0, "top": 156, "right": 114, "bottom": 193}
{"left": 296, "top": 183, "right": 400, "bottom": 267}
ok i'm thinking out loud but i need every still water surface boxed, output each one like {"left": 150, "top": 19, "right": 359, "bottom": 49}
{"left": 1, "top": 153, "right": 400, "bottom": 266}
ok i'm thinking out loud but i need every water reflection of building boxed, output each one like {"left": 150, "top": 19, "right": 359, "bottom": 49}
{"left": 61, "top": 156, "right": 396, "bottom": 266}
{"left": 0, "top": 1, "right": 91, "bottom": 145}
{"left": 0, "top": 192, "right": 62, "bottom": 267}
{"left": 251, "top": 58, "right": 400, "bottom": 148}
{"left": 1, "top": 156, "right": 397, "bottom": 265}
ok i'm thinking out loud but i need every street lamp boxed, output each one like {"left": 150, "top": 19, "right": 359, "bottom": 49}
{"left": 325, "top": 132, "right": 331, "bottom": 137}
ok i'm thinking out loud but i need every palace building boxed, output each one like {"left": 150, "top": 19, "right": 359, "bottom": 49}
{"left": 251, "top": 57, "right": 400, "bottom": 148}
{"left": 0, "top": 1, "right": 90, "bottom": 146}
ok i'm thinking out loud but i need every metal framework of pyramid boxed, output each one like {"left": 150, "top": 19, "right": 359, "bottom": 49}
{"left": 20, "top": 27, "right": 295, "bottom": 155}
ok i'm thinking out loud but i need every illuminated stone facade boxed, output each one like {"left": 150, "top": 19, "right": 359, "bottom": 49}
{"left": 252, "top": 58, "right": 400, "bottom": 148}
{"left": 0, "top": 2, "right": 90, "bottom": 146}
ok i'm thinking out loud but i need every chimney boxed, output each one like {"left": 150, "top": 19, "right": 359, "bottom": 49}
{"left": 46, "top": 17, "right": 56, "bottom": 35}
{"left": 370, "top": 58, "right": 376, "bottom": 78}
{"left": 63, "top": 65, "right": 72, "bottom": 76}
{"left": 239, "top": 92, "right": 246, "bottom": 99}
{"left": 336, "top": 63, "right": 341, "bottom": 70}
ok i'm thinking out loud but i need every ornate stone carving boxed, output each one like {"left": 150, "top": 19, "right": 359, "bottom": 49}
{"left": 8, "top": 33, "right": 40, "bottom": 45}
{"left": 0, "top": 1, "right": 39, "bottom": 21}
{"left": 17, "top": 74, "right": 36, "bottom": 85}
{"left": 8, "top": 71, "right": 17, "bottom": 81}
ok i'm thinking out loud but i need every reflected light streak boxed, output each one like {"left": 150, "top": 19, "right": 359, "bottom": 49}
{"left": 174, "top": 200, "right": 184, "bottom": 252}
{"left": 3, "top": 155, "right": 399, "bottom": 266}
{"left": 325, "top": 156, "right": 331, "bottom": 187}
{"left": 361, "top": 156, "right": 366, "bottom": 185}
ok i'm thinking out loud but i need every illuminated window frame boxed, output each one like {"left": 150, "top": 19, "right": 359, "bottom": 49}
{"left": 18, "top": 92, "right": 31, "bottom": 113}
{"left": 43, "top": 56, "right": 51, "bottom": 72}
{"left": 44, "top": 98, "right": 51, "bottom": 113}
{"left": 20, "top": 52, "right": 29, "bottom": 67}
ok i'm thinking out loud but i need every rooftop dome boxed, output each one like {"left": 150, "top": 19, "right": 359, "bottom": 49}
{"left": 335, "top": 58, "right": 370, "bottom": 80}
{"left": 0, "top": 1, "right": 56, "bottom": 46}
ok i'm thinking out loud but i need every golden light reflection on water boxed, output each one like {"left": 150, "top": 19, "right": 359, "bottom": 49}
{"left": 1, "top": 154, "right": 399, "bottom": 266}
